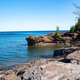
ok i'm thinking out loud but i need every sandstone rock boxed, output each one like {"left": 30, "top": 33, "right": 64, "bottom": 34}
{"left": 26, "top": 32, "right": 73, "bottom": 46}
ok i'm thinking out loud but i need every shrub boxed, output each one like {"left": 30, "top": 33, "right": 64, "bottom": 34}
{"left": 54, "top": 26, "right": 61, "bottom": 38}
{"left": 36, "top": 35, "right": 38, "bottom": 37}
{"left": 29, "top": 34, "right": 32, "bottom": 38}
{"left": 51, "top": 31, "right": 53, "bottom": 33}
{"left": 70, "top": 26, "right": 75, "bottom": 33}
{"left": 77, "top": 31, "right": 80, "bottom": 34}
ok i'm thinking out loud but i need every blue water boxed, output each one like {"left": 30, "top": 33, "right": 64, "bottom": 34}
{"left": 0, "top": 30, "right": 68, "bottom": 70}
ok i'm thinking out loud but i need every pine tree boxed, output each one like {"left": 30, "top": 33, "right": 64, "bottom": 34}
{"left": 70, "top": 26, "right": 75, "bottom": 33}
{"left": 54, "top": 26, "right": 61, "bottom": 38}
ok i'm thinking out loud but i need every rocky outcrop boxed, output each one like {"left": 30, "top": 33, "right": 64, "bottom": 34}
{"left": 0, "top": 57, "right": 80, "bottom": 80}
{"left": 67, "top": 50, "right": 80, "bottom": 64}
{"left": 54, "top": 47, "right": 80, "bottom": 64}
{"left": 26, "top": 32, "right": 80, "bottom": 46}
{"left": 53, "top": 47, "right": 80, "bottom": 57}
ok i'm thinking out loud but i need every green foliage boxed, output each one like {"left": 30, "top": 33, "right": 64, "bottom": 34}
{"left": 77, "top": 31, "right": 80, "bottom": 34}
{"left": 51, "top": 31, "right": 53, "bottom": 33}
{"left": 74, "top": 24, "right": 78, "bottom": 32}
{"left": 71, "top": 42, "right": 77, "bottom": 47}
{"left": 29, "top": 34, "right": 32, "bottom": 38}
{"left": 54, "top": 26, "right": 61, "bottom": 38}
{"left": 77, "top": 19, "right": 80, "bottom": 30}
{"left": 70, "top": 19, "right": 80, "bottom": 33}
{"left": 70, "top": 26, "right": 75, "bottom": 33}
{"left": 36, "top": 35, "right": 38, "bottom": 37}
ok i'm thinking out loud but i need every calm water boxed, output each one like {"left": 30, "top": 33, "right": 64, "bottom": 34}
{"left": 0, "top": 30, "right": 68, "bottom": 70}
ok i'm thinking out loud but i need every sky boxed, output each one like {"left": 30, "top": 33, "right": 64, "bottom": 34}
{"left": 0, "top": 0, "right": 80, "bottom": 31}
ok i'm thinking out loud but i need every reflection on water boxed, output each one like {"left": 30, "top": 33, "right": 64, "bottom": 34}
{"left": 27, "top": 46, "right": 61, "bottom": 58}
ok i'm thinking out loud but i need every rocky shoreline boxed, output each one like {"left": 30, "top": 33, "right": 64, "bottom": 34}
{"left": 0, "top": 47, "right": 80, "bottom": 80}
{"left": 26, "top": 32, "right": 80, "bottom": 46}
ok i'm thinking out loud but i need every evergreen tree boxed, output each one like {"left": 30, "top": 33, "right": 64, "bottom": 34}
{"left": 77, "top": 19, "right": 80, "bottom": 30}
{"left": 70, "top": 26, "right": 75, "bottom": 33}
{"left": 54, "top": 26, "right": 61, "bottom": 38}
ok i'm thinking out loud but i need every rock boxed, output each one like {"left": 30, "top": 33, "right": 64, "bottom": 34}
{"left": 12, "top": 63, "right": 32, "bottom": 76}
{"left": 53, "top": 47, "right": 80, "bottom": 57}
{"left": 2, "top": 74, "right": 21, "bottom": 80}
{"left": 26, "top": 32, "right": 73, "bottom": 46}
{"left": 26, "top": 32, "right": 80, "bottom": 46}
{"left": 0, "top": 70, "right": 20, "bottom": 80}
{"left": 66, "top": 50, "right": 80, "bottom": 64}
{"left": 32, "top": 58, "right": 47, "bottom": 66}
{"left": 21, "top": 61, "right": 80, "bottom": 80}
{"left": 0, "top": 57, "right": 80, "bottom": 80}
{"left": 64, "top": 33, "right": 78, "bottom": 37}
{"left": 1, "top": 47, "right": 80, "bottom": 80}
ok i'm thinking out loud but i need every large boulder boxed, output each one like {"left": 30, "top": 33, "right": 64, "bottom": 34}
{"left": 66, "top": 50, "right": 80, "bottom": 64}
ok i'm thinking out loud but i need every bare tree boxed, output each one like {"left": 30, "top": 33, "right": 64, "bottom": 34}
{"left": 73, "top": 3, "right": 80, "bottom": 19}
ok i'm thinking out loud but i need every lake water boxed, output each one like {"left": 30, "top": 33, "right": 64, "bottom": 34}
{"left": 0, "top": 30, "right": 68, "bottom": 70}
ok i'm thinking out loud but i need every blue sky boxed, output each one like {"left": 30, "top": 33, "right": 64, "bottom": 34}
{"left": 0, "top": 0, "right": 80, "bottom": 31}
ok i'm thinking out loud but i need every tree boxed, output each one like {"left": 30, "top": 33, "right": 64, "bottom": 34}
{"left": 72, "top": 4, "right": 80, "bottom": 32}
{"left": 54, "top": 26, "right": 61, "bottom": 38}
{"left": 77, "top": 19, "right": 80, "bottom": 30}
{"left": 74, "top": 24, "right": 78, "bottom": 32}
{"left": 73, "top": 3, "right": 80, "bottom": 19}
{"left": 70, "top": 26, "right": 75, "bottom": 33}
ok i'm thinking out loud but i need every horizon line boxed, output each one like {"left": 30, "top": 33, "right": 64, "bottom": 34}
{"left": 0, "top": 29, "right": 69, "bottom": 32}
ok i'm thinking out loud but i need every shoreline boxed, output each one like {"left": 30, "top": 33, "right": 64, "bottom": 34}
{"left": 0, "top": 45, "right": 70, "bottom": 71}
{"left": 0, "top": 47, "right": 80, "bottom": 80}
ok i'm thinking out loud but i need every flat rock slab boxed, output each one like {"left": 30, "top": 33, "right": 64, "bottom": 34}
{"left": 21, "top": 61, "right": 80, "bottom": 80}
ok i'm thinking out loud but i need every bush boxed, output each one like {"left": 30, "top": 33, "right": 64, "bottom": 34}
{"left": 70, "top": 26, "right": 75, "bottom": 33}
{"left": 36, "top": 35, "right": 38, "bottom": 37}
{"left": 51, "top": 31, "right": 53, "bottom": 33}
{"left": 54, "top": 26, "right": 61, "bottom": 38}
{"left": 29, "top": 34, "right": 32, "bottom": 38}
{"left": 77, "top": 31, "right": 80, "bottom": 34}
{"left": 71, "top": 19, "right": 80, "bottom": 33}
